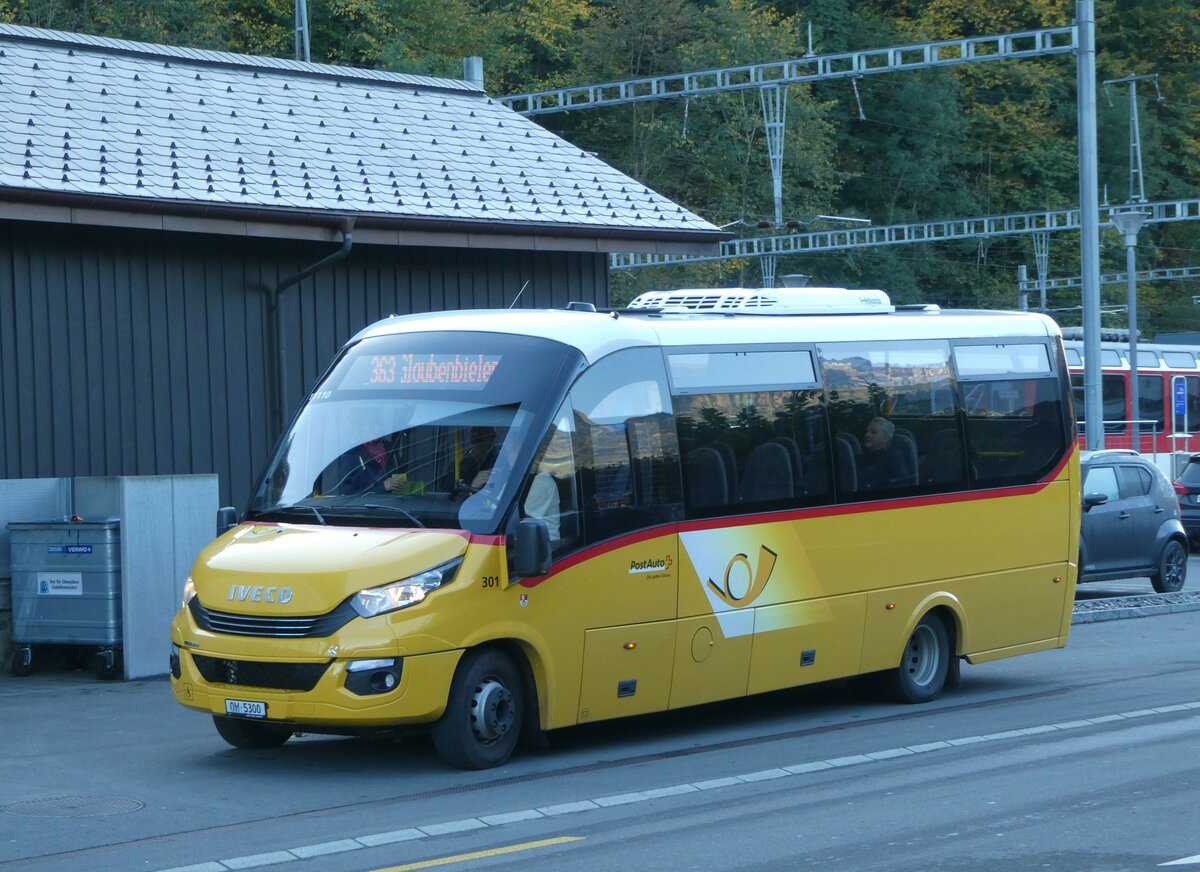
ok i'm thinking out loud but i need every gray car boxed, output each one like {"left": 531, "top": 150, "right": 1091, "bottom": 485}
{"left": 1080, "top": 450, "right": 1188, "bottom": 592}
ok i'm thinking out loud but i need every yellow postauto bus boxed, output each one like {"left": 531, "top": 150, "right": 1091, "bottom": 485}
{"left": 170, "top": 287, "right": 1079, "bottom": 768}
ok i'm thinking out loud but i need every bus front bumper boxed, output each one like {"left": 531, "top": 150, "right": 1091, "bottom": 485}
{"left": 170, "top": 643, "right": 462, "bottom": 729}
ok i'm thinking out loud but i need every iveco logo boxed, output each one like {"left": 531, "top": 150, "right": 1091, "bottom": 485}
{"left": 227, "top": 584, "right": 294, "bottom": 604}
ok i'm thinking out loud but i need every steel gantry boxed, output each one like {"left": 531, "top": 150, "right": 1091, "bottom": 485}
{"left": 501, "top": 27, "right": 1076, "bottom": 115}
{"left": 1018, "top": 265, "right": 1200, "bottom": 296}
{"left": 502, "top": 26, "right": 1076, "bottom": 234}
{"left": 609, "top": 197, "right": 1200, "bottom": 269}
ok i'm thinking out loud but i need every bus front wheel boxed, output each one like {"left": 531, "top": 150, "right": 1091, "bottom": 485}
{"left": 884, "top": 612, "right": 951, "bottom": 704}
{"left": 432, "top": 648, "right": 523, "bottom": 770}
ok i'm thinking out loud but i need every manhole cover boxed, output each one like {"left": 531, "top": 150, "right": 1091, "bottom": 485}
{"left": 3, "top": 796, "right": 144, "bottom": 817}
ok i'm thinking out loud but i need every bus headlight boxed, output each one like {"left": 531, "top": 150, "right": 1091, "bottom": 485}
{"left": 181, "top": 577, "right": 197, "bottom": 608}
{"left": 350, "top": 558, "right": 462, "bottom": 618}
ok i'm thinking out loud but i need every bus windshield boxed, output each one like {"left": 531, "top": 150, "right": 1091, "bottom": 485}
{"left": 246, "top": 331, "right": 581, "bottom": 533}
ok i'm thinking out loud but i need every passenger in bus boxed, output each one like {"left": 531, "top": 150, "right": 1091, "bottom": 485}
{"left": 524, "top": 472, "right": 561, "bottom": 541}
{"left": 858, "top": 416, "right": 914, "bottom": 490}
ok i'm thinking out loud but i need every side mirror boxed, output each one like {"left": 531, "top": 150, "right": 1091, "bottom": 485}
{"left": 1082, "top": 492, "right": 1109, "bottom": 511}
{"left": 512, "top": 518, "right": 551, "bottom": 578}
{"left": 216, "top": 506, "right": 239, "bottom": 535}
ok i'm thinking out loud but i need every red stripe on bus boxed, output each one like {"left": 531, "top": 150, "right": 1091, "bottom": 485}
{"left": 518, "top": 446, "right": 1075, "bottom": 588}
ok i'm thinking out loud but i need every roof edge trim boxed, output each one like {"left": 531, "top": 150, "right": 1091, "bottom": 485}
{"left": 0, "top": 188, "right": 728, "bottom": 250}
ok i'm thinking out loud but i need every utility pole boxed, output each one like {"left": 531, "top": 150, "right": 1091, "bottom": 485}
{"left": 295, "top": 0, "right": 311, "bottom": 62}
{"left": 1077, "top": 0, "right": 1105, "bottom": 451}
{"left": 1103, "top": 73, "right": 1160, "bottom": 204}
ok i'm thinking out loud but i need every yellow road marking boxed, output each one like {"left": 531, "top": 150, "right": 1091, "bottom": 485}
{"left": 369, "top": 836, "right": 584, "bottom": 872}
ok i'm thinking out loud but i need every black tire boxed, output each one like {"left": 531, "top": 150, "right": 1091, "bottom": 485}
{"left": 431, "top": 648, "right": 523, "bottom": 770}
{"left": 93, "top": 648, "right": 122, "bottom": 681}
{"left": 212, "top": 715, "right": 293, "bottom": 750}
{"left": 11, "top": 645, "right": 33, "bottom": 677}
{"left": 1151, "top": 539, "right": 1188, "bottom": 593}
{"left": 882, "top": 612, "right": 951, "bottom": 704}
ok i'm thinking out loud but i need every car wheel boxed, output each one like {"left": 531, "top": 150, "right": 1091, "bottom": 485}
{"left": 1151, "top": 539, "right": 1188, "bottom": 593}
{"left": 212, "top": 715, "right": 293, "bottom": 750}
{"left": 882, "top": 612, "right": 951, "bottom": 704}
{"left": 431, "top": 648, "right": 523, "bottom": 770}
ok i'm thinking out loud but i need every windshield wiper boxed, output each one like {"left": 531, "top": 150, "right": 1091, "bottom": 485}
{"left": 262, "top": 504, "right": 327, "bottom": 525}
{"left": 356, "top": 503, "right": 426, "bottom": 528}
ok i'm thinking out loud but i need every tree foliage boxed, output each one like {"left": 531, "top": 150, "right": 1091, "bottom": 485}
{"left": 2, "top": 0, "right": 1198, "bottom": 332}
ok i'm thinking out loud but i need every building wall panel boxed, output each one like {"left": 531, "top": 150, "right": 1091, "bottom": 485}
{"left": 0, "top": 223, "right": 609, "bottom": 508}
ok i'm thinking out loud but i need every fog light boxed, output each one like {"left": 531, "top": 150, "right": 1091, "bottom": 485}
{"left": 345, "top": 658, "right": 402, "bottom": 696}
{"left": 170, "top": 644, "right": 181, "bottom": 679}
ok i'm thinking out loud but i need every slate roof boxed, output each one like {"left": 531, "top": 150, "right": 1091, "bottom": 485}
{"left": 0, "top": 23, "right": 719, "bottom": 240}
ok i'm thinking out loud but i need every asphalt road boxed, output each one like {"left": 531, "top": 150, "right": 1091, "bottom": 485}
{"left": 1, "top": 588, "right": 1199, "bottom": 872}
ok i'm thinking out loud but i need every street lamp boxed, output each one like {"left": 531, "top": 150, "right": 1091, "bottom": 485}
{"left": 1110, "top": 210, "right": 1149, "bottom": 449}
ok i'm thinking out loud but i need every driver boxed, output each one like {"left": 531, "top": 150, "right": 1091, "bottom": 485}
{"left": 339, "top": 434, "right": 397, "bottom": 494}
{"left": 457, "top": 426, "right": 499, "bottom": 489}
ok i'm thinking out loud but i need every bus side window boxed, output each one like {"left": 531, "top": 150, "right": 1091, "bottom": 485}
{"left": 673, "top": 388, "right": 831, "bottom": 518}
{"left": 567, "top": 349, "right": 682, "bottom": 546}
{"left": 818, "top": 340, "right": 958, "bottom": 499}
{"left": 961, "top": 378, "right": 1065, "bottom": 487}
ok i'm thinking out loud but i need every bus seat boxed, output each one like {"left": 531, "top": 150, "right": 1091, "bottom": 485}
{"left": 685, "top": 446, "right": 729, "bottom": 509}
{"left": 921, "top": 428, "right": 965, "bottom": 484}
{"left": 707, "top": 440, "right": 740, "bottom": 498}
{"left": 770, "top": 436, "right": 805, "bottom": 494}
{"left": 892, "top": 428, "right": 919, "bottom": 486}
{"left": 739, "top": 441, "right": 794, "bottom": 503}
{"left": 835, "top": 434, "right": 858, "bottom": 493}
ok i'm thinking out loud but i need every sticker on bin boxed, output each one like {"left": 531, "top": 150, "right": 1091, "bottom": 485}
{"left": 225, "top": 699, "right": 267, "bottom": 718}
{"left": 36, "top": 572, "right": 83, "bottom": 596}
{"left": 47, "top": 545, "right": 93, "bottom": 554}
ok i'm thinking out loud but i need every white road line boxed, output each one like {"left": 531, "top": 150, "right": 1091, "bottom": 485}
{"left": 1160, "top": 854, "right": 1200, "bottom": 866}
{"left": 156, "top": 700, "right": 1200, "bottom": 872}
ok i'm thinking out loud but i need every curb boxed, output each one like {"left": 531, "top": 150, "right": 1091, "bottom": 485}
{"left": 1072, "top": 594, "right": 1200, "bottom": 624}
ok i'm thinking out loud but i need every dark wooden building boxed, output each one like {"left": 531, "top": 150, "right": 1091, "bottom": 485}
{"left": 0, "top": 24, "right": 722, "bottom": 507}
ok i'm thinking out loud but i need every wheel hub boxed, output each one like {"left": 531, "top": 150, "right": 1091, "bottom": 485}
{"left": 907, "top": 624, "right": 940, "bottom": 687}
{"left": 469, "top": 679, "right": 514, "bottom": 743}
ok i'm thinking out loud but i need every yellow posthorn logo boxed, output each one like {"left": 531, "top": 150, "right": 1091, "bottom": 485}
{"left": 707, "top": 545, "right": 777, "bottom": 608}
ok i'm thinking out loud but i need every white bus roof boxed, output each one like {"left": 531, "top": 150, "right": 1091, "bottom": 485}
{"left": 354, "top": 289, "right": 1061, "bottom": 364}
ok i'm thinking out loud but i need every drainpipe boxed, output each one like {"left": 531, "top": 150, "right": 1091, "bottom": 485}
{"left": 270, "top": 219, "right": 355, "bottom": 439}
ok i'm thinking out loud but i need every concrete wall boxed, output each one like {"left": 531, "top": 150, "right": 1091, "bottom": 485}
{"left": 75, "top": 475, "right": 218, "bottom": 679}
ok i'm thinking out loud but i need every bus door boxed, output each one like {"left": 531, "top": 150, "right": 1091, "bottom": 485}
{"left": 553, "top": 349, "right": 682, "bottom": 725}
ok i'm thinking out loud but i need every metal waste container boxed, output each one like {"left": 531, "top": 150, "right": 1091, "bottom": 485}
{"left": 7, "top": 519, "right": 122, "bottom": 679}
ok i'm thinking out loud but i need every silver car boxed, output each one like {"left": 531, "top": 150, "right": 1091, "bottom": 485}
{"left": 1080, "top": 450, "right": 1188, "bottom": 592}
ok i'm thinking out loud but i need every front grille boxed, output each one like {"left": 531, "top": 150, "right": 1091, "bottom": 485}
{"left": 191, "top": 653, "right": 328, "bottom": 691}
{"left": 189, "top": 597, "right": 356, "bottom": 638}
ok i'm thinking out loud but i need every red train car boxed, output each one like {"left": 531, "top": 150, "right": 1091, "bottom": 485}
{"left": 1063, "top": 338, "right": 1200, "bottom": 466}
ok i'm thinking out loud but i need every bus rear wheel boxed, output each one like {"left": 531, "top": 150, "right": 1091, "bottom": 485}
{"left": 212, "top": 715, "right": 293, "bottom": 750}
{"left": 431, "top": 648, "right": 523, "bottom": 770}
{"left": 884, "top": 612, "right": 951, "bottom": 704}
